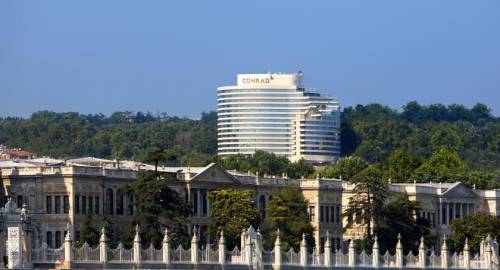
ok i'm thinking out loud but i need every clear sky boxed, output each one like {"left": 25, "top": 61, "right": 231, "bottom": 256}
{"left": 1, "top": 0, "right": 499, "bottom": 118}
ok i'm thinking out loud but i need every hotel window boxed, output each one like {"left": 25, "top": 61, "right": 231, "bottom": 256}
{"left": 320, "top": 206, "right": 324, "bottom": 223}
{"left": 309, "top": 206, "right": 315, "bottom": 222}
{"left": 75, "top": 196, "right": 80, "bottom": 214}
{"left": 95, "top": 196, "right": 100, "bottom": 215}
{"left": 116, "top": 190, "right": 124, "bottom": 215}
{"left": 63, "top": 196, "right": 69, "bottom": 214}
{"left": 46, "top": 231, "right": 53, "bottom": 248}
{"left": 55, "top": 231, "right": 61, "bottom": 248}
{"left": 46, "top": 196, "right": 52, "bottom": 214}
{"left": 105, "top": 188, "right": 114, "bottom": 215}
{"left": 54, "top": 196, "right": 61, "bottom": 214}
{"left": 82, "top": 196, "right": 87, "bottom": 214}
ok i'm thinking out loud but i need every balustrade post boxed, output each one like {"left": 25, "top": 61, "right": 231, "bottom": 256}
{"left": 485, "top": 238, "right": 492, "bottom": 270}
{"left": 418, "top": 236, "right": 426, "bottom": 269}
{"left": 441, "top": 235, "right": 449, "bottom": 269}
{"left": 372, "top": 236, "right": 380, "bottom": 268}
{"left": 162, "top": 228, "right": 170, "bottom": 265}
{"left": 463, "top": 238, "right": 470, "bottom": 270}
{"left": 99, "top": 227, "right": 108, "bottom": 264}
{"left": 241, "top": 229, "right": 247, "bottom": 263}
{"left": 348, "top": 239, "right": 355, "bottom": 268}
{"left": 324, "top": 231, "right": 332, "bottom": 267}
{"left": 191, "top": 227, "right": 199, "bottom": 264}
{"left": 396, "top": 234, "right": 403, "bottom": 268}
{"left": 300, "top": 233, "right": 308, "bottom": 266}
{"left": 63, "top": 230, "right": 73, "bottom": 268}
{"left": 273, "top": 229, "right": 282, "bottom": 267}
{"left": 245, "top": 231, "right": 253, "bottom": 266}
{"left": 133, "top": 225, "right": 141, "bottom": 265}
{"left": 218, "top": 230, "right": 226, "bottom": 265}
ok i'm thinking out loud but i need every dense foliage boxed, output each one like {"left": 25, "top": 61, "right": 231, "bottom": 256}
{"left": 264, "top": 187, "right": 315, "bottom": 251}
{"left": 0, "top": 110, "right": 217, "bottom": 165}
{"left": 448, "top": 212, "right": 500, "bottom": 254}
{"left": 122, "top": 171, "right": 192, "bottom": 248}
{"left": 0, "top": 101, "right": 498, "bottom": 185}
{"left": 218, "top": 150, "right": 315, "bottom": 179}
{"left": 207, "top": 189, "right": 261, "bottom": 249}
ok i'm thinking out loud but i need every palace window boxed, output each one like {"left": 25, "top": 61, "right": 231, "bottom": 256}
{"left": 259, "top": 195, "right": 266, "bottom": 218}
{"left": 82, "top": 196, "right": 87, "bottom": 214}
{"left": 127, "top": 196, "right": 133, "bottom": 216}
{"left": 116, "top": 189, "right": 124, "bottom": 215}
{"left": 105, "top": 188, "right": 114, "bottom": 215}
{"left": 75, "top": 196, "right": 80, "bottom": 214}
{"left": 63, "top": 196, "right": 69, "bottom": 214}
{"left": 54, "top": 196, "right": 61, "bottom": 214}
{"left": 46, "top": 196, "right": 52, "bottom": 214}
{"left": 95, "top": 196, "right": 100, "bottom": 215}
{"left": 46, "top": 231, "right": 53, "bottom": 248}
{"left": 309, "top": 206, "right": 315, "bottom": 222}
{"left": 320, "top": 206, "right": 324, "bottom": 222}
{"left": 55, "top": 231, "right": 61, "bottom": 248}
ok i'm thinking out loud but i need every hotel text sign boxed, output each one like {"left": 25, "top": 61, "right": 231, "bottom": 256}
{"left": 241, "top": 77, "right": 272, "bottom": 84}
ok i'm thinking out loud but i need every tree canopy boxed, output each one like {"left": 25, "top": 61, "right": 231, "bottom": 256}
{"left": 448, "top": 212, "right": 500, "bottom": 254}
{"left": 207, "top": 189, "right": 261, "bottom": 249}
{"left": 265, "top": 187, "right": 315, "bottom": 251}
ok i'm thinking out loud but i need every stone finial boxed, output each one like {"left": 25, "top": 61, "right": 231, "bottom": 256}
{"left": 301, "top": 233, "right": 307, "bottom": 247}
{"left": 163, "top": 228, "right": 169, "bottom": 243}
{"left": 442, "top": 235, "right": 448, "bottom": 250}
{"left": 464, "top": 238, "right": 469, "bottom": 251}
{"left": 419, "top": 236, "right": 425, "bottom": 249}
{"left": 275, "top": 229, "right": 281, "bottom": 245}
{"left": 100, "top": 227, "right": 107, "bottom": 242}
{"left": 134, "top": 224, "right": 140, "bottom": 242}
{"left": 219, "top": 230, "right": 225, "bottom": 243}
{"left": 373, "top": 235, "right": 379, "bottom": 249}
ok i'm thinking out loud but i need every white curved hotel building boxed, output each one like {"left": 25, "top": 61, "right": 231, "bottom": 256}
{"left": 217, "top": 72, "right": 340, "bottom": 164}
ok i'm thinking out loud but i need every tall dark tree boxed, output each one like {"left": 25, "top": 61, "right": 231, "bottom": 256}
{"left": 343, "top": 165, "right": 388, "bottom": 240}
{"left": 143, "top": 147, "right": 176, "bottom": 179}
{"left": 123, "top": 171, "right": 191, "bottom": 247}
{"left": 208, "top": 189, "right": 260, "bottom": 249}
{"left": 265, "top": 187, "right": 315, "bottom": 251}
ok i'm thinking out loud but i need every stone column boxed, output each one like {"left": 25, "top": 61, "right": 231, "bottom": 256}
{"left": 463, "top": 238, "right": 470, "bottom": 270}
{"left": 99, "top": 227, "right": 108, "bottom": 264}
{"left": 485, "top": 235, "right": 492, "bottom": 269}
{"left": 372, "top": 236, "right": 379, "bottom": 268}
{"left": 63, "top": 230, "right": 73, "bottom": 268}
{"left": 396, "top": 234, "right": 403, "bottom": 268}
{"left": 324, "top": 232, "right": 332, "bottom": 267}
{"left": 218, "top": 231, "right": 226, "bottom": 265}
{"left": 133, "top": 225, "right": 141, "bottom": 265}
{"left": 162, "top": 228, "right": 170, "bottom": 265}
{"left": 441, "top": 235, "right": 448, "bottom": 269}
{"left": 348, "top": 239, "right": 355, "bottom": 268}
{"left": 418, "top": 236, "right": 426, "bottom": 268}
{"left": 273, "top": 229, "right": 282, "bottom": 267}
{"left": 300, "top": 233, "right": 308, "bottom": 266}
{"left": 191, "top": 227, "right": 199, "bottom": 264}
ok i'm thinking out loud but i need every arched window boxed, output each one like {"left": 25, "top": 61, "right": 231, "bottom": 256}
{"left": 259, "top": 195, "right": 266, "bottom": 218}
{"left": 46, "top": 231, "right": 53, "bottom": 248}
{"left": 105, "top": 188, "right": 114, "bottom": 215}
{"left": 55, "top": 231, "right": 61, "bottom": 248}
{"left": 116, "top": 189, "right": 124, "bottom": 215}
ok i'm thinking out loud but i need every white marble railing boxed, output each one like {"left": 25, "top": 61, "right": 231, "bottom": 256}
{"left": 47, "top": 226, "right": 497, "bottom": 270}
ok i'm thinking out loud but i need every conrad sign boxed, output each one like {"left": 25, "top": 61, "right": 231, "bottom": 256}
{"left": 241, "top": 77, "right": 272, "bottom": 84}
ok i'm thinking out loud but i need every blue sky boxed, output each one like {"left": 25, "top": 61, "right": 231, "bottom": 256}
{"left": 1, "top": 0, "right": 499, "bottom": 118}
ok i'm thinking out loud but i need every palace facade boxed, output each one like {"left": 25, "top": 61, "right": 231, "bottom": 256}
{"left": 0, "top": 157, "right": 498, "bottom": 256}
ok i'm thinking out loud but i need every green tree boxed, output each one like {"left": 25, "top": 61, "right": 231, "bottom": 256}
{"left": 123, "top": 171, "right": 191, "bottom": 247}
{"left": 77, "top": 211, "right": 99, "bottom": 247}
{"left": 343, "top": 165, "right": 388, "bottom": 240}
{"left": 385, "top": 149, "right": 422, "bottom": 182}
{"left": 448, "top": 212, "right": 500, "bottom": 254}
{"left": 413, "top": 147, "right": 466, "bottom": 182}
{"left": 376, "top": 194, "right": 434, "bottom": 253}
{"left": 208, "top": 189, "right": 260, "bottom": 249}
{"left": 265, "top": 187, "right": 315, "bottom": 251}
{"left": 287, "top": 158, "right": 315, "bottom": 179}
{"left": 319, "top": 156, "right": 369, "bottom": 180}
